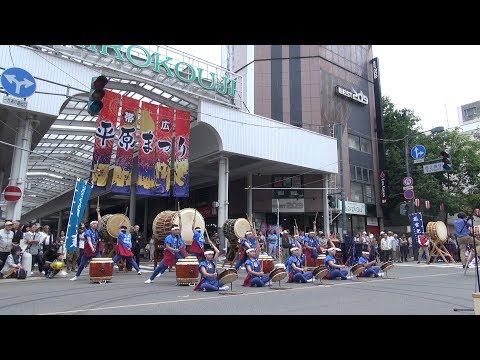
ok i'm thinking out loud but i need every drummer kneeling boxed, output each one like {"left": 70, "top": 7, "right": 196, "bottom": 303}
{"left": 194, "top": 244, "right": 229, "bottom": 292}
{"left": 325, "top": 247, "right": 351, "bottom": 280}
{"left": 357, "top": 252, "right": 385, "bottom": 278}
{"left": 287, "top": 247, "right": 314, "bottom": 283}
{"left": 243, "top": 248, "right": 271, "bottom": 287}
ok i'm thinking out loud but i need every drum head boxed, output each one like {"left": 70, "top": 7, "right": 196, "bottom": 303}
{"left": 234, "top": 218, "right": 252, "bottom": 239}
{"left": 312, "top": 266, "right": 328, "bottom": 280}
{"left": 100, "top": 214, "right": 113, "bottom": 240}
{"left": 218, "top": 269, "right": 238, "bottom": 284}
{"left": 173, "top": 208, "right": 205, "bottom": 246}
{"left": 435, "top": 221, "right": 448, "bottom": 242}
{"left": 106, "top": 214, "right": 131, "bottom": 239}
{"left": 270, "top": 268, "right": 287, "bottom": 282}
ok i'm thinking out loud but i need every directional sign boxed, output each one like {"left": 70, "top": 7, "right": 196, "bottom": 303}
{"left": 403, "top": 177, "right": 414, "bottom": 186}
{"left": 423, "top": 162, "right": 444, "bottom": 174}
{"left": 3, "top": 185, "right": 22, "bottom": 202}
{"left": 1, "top": 67, "right": 37, "bottom": 98}
{"left": 411, "top": 144, "right": 426, "bottom": 160}
{"left": 404, "top": 189, "right": 414, "bottom": 200}
{"left": 403, "top": 186, "right": 414, "bottom": 190}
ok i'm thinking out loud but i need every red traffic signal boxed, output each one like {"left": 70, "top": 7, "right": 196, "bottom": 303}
{"left": 87, "top": 75, "right": 108, "bottom": 116}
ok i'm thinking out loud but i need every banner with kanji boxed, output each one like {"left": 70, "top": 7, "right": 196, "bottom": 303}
{"left": 137, "top": 102, "right": 158, "bottom": 195}
{"left": 65, "top": 178, "right": 93, "bottom": 251}
{"left": 111, "top": 96, "right": 140, "bottom": 194}
{"left": 173, "top": 109, "right": 190, "bottom": 197}
{"left": 155, "top": 106, "right": 174, "bottom": 196}
{"left": 91, "top": 90, "right": 121, "bottom": 188}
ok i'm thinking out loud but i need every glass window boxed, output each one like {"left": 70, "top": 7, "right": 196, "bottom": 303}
{"left": 360, "top": 138, "right": 372, "bottom": 153}
{"left": 351, "top": 182, "right": 363, "bottom": 202}
{"left": 369, "top": 170, "right": 374, "bottom": 184}
{"left": 363, "top": 168, "right": 369, "bottom": 183}
{"left": 356, "top": 167, "right": 363, "bottom": 182}
{"left": 348, "top": 134, "right": 360, "bottom": 150}
{"left": 350, "top": 165, "right": 356, "bottom": 181}
{"left": 364, "top": 184, "right": 374, "bottom": 204}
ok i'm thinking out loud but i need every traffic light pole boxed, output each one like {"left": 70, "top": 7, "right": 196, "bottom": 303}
{"left": 404, "top": 136, "right": 415, "bottom": 215}
{"left": 336, "top": 123, "right": 347, "bottom": 236}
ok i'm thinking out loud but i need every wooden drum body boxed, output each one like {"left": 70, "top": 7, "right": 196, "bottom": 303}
{"left": 176, "top": 257, "right": 199, "bottom": 285}
{"left": 100, "top": 214, "right": 131, "bottom": 242}
{"left": 380, "top": 260, "right": 394, "bottom": 272}
{"left": 223, "top": 218, "right": 251, "bottom": 244}
{"left": 258, "top": 255, "right": 274, "bottom": 274}
{"left": 316, "top": 254, "right": 326, "bottom": 267}
{"left": 89, "top": 258, "right": 114, "bottom": 283}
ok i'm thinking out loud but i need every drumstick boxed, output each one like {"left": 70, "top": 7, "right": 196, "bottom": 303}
{"left": 97, "top": 196, "right": 100, "bottom": 209}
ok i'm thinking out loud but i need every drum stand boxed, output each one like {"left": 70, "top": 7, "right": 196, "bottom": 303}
{"left": 430, "top": 240, "right": 455, "bottom": 264}
{"left": 222, "top": 242, "right": 240, "bottom": 268}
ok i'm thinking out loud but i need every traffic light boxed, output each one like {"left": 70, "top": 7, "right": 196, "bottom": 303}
{"left": 87, "top": 75, "right": 108, "bottom": 116}
{"left": 440, "top": 148, "right": 452, "bottom": 171}
{"left": 327, "top": 195, "right": 335, "bottom": 208}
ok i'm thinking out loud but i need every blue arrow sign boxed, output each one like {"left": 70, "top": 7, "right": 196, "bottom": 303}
{"left": 411, "top": 144, "right": 426, "bottom": 160}
{"left": 1, "top": 67, "right": 37, "bottom": 98}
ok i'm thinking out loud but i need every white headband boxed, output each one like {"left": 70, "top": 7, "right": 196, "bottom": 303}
{"left": 246, "top": 248, "right": 255, "bottom": 253}
{"left": 204, "top": 250, "right": 214, "bottom": 255}
{"left": 245, "top": 231, "right": 252, "bottom": 235}
{"left": 290, "top": 246, "right": 299, "bottom": 251}
{"left": 171, "top": 226, "right": 180, "bottom": 230}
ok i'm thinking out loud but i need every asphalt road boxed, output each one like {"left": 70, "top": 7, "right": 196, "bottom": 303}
{"left": 0, "top": 260, "right": 478, "bottom": 315}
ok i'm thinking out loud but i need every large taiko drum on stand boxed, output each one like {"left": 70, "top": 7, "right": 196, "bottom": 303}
{"left": 176, "top": 256, "right": 199, "bottom": 285}
{"left": 426, "top": 221, "right": 448, "bottom": 243}
{"left": 223, "top": 218, "right": 251, "bottom": 244}
{"left": 152, "top": 209, "right": 205, "bottom": 246}
{"left": 258, "top": 254, "right": 274, "bottom": 274}
{"left": 100, "top": 214, "right": 131, "bottom": 241}
{"left": 89, "top": 258, "right": 114, "bottom": 283}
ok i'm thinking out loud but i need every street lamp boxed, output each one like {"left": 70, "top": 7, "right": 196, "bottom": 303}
{"left": 404, "top": 126, "right": 445, "bottom": 215}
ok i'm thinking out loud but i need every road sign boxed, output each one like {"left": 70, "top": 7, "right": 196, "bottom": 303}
{"left": 3, "top": 185, "right": 22, "bottom": 201}
{"left": 404, "top": 189, "right": 414, "bottom": 200}
{"left": 1, "top": 67, "right": 36, "bottom": 98}
{"left": 411, "top": 144, "right": 426, "bottom": 160}
{"left": 413, "top": 158, "right": 425, "bottom": 164}
{"left": 403, "top": 186, "right": 414, "bottom": 190}
{"left": 403, "top": 177, "right": 413, "bottom": 186}
{"left": 423, "top": 162, "right": 444, "bottom": 174}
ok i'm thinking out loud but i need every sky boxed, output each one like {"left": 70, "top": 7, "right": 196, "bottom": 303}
{"left": 169, "top": 45, "right": 480, "bottom": 131}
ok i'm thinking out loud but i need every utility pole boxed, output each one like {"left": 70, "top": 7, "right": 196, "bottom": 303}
{"left": 404, "top": 136, "right": 415, "bottom": 215}
{"left": 336, "top": 123, "right": 347, "bottom": 237}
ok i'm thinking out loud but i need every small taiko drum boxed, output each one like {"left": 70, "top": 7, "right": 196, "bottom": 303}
{"left": 426, "top": 221, "right": 448, "bottom": 243}
{"left": 269, "top": 264, "right": 287, "bottom": 282}
{"left": 312, "top": 266, "right": 329, "bottom": 280}
{"left": 316, "top": 254, "right": 326, "bottom": 267}
{"left": 380, "top": 260, "right": 394, "bottom": 273}
{"left": 258, "top": 254, "right": 274, "bottom": 274}
{"left": 223, "top": 218, "right": 251, "bottom": 244}
{"left": 175, "top": 256, "right": 199, "bottom": 285}
{"left": 350, "top": 263, "right": 365, "bottom": 277}
{"left": 218, "top": 268, "right": 238, "bottom": 284}
{"left": 89, "top": 258, "right": 114, "bottom": 283}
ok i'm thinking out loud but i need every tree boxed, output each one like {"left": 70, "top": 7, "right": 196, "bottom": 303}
{"left": 382, "top": 96, "right": 480, "bottom": 223}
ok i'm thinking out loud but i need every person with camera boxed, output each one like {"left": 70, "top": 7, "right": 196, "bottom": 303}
{"left": 454, "top": 212, "right": 479, "bottom": 268}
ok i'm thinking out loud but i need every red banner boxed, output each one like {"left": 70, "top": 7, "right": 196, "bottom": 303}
{"left": 173, "top": 109, "right": 190, "bottom": 197}
{"left": 91, "top": 90, "right": 121, "bottom": 188}
{"left": 137, "top": 102, "right": 159, "bottom": 195}
{"left": 111, "top": 96, "right": 140, "bottom": 194}
{"left": 155, "top": 107, "right": 174, "bottom": 196}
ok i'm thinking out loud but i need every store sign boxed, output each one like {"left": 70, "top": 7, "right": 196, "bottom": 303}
{"left": 379, "top": 170, "right": 388, "bottom": 205}
{"left": 80, "top": 45, "right": 237, "bottom": 98}
{"left": 337, "top": 200, "right": 366, "bottom": 215}
{"left": 272, "top": 198, "right": 304, "bottom": 213}
{"left": 335, "top": 85, "right": 368, "bottom": 105}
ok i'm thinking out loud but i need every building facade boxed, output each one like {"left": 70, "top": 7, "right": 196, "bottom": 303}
{"left": 223, "top": 45, "right": 384, "bottom": 235}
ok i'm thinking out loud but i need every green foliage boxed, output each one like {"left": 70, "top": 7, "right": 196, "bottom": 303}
{"left": 382, "top": 96, "right": 480, "bottom": 221}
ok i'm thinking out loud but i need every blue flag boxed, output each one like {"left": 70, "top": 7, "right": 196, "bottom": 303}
{"left": 409, "top": 212, "right": 424, "bottom": 252}
{"left": 65, "top": 178, "right": 93, "bottom": 251}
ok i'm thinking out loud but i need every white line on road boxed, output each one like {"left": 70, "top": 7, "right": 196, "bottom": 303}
{"left": 36, "top": 271, "right": 463, "bottom": 315}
